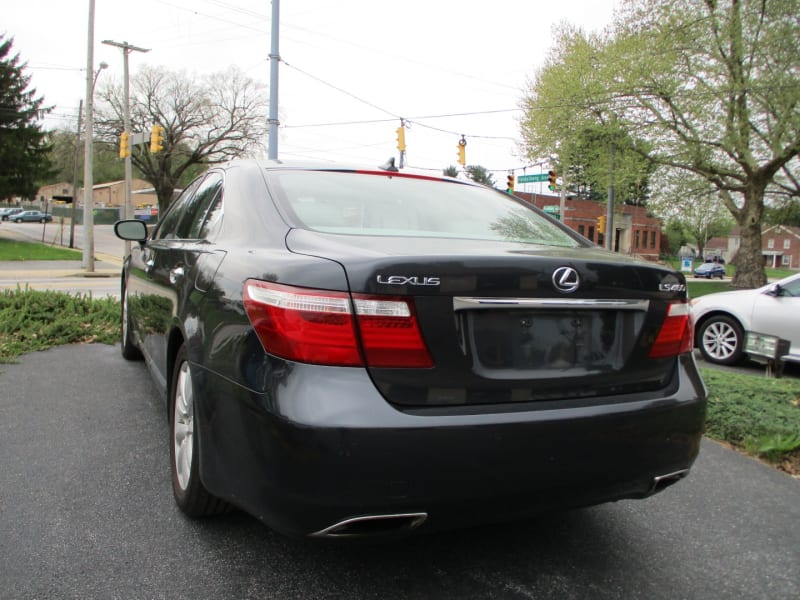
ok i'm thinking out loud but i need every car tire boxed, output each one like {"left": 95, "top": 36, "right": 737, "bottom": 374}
{"left": 14, "top": 218, "right": 21, "bottom": 223}
{"left": 120, "top": 288, "right": 142, "bottom": 360}
{"left": 169, "top": 345, "right": 230, "bottom": 517}
{"left": 697, "top": 315, "right": 745, "bottom": 365}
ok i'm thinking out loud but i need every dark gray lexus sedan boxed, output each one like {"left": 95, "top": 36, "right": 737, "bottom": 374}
{"left": 114, "top": 159, "right": 706, "bottom": 538}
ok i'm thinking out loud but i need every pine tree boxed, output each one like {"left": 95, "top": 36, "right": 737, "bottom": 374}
{"left": 0, "top": 35, "right": 54, "bottom": 201}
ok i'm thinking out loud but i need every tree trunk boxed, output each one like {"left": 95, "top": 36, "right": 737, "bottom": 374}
{"left": 731, "top": 188, "right": 767, "bottom": 288}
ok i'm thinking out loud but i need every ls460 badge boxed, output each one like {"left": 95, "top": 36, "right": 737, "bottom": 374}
{"left": 377, "top": 275, "right": 441, "bottom": 286}
{"left": 659, "top": 283, "right": 686, "bottom": 292}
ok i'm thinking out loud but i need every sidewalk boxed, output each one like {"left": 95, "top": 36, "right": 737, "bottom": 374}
{"left": 0, "top": 253, "right": 122, "bottom": 280}
{"left": 0, "top": 224, "right": 122, "bottom": 279}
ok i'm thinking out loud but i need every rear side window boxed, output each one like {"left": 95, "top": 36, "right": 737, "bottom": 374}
{"left": 154, "top": 177, "right": 202, "bottom": 241}
{"left": 268, "top": 171, "right": 580, "bottom": 247}
{"left": 184, "top": 172, "right": 223, "bottom": 239}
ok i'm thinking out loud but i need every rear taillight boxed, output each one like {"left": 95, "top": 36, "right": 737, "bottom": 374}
{"left": 648, "top": 300, "right": 694, "bottom": 359}
{"left": 243, "top": 280, "right": 433, "bottom": 368}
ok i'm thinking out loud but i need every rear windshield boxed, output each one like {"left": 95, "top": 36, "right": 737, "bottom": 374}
{"left": 267, "top": 170, "right": 580, "bottom": 247}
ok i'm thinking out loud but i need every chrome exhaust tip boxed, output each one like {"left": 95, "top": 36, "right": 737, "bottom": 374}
{"left": 650, "top": 468, "right": 690, "bottom": 494}
{"left": 311, "top": 512, "right": 427, "bottom": 538}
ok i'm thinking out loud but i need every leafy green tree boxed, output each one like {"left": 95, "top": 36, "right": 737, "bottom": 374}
{"left": 95, "top": 65, "right": 268, "bottom": 213}
{"left": 663, "top": 220, "right": 687, "bottom": 258}
{"left": 560, "top": 124, "right": 654, "bottom": 205}
{"left": 520, "top": 1, "right": 800, "bottom": 287}
{"left": 520, "top": 25, "right": 656, "bottom": 209}
{"left": 764, "top": 198, "right": 800, "bottom": 227}
{"left": 648, "top": 170, "right": 735, "bottom": 260}
{"left": 44, "top": 129, "right": 78, "bottom": 184}
{"left": 464, "top": 165, "right": 495, "bottom": 187}
{"left": 0, "top": 35, "right": 54, "bottom": 200}
{"left": 43, "top": 128, "right": 126, "bottom": 188}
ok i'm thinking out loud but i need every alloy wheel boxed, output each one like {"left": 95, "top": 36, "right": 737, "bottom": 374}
{"left": 173, "top": 361, "right": 194, "bottom": 492}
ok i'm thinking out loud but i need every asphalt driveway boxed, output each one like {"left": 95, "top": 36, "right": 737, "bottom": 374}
{"left": 1, "top": 344, "right": 798, "bottom": 599}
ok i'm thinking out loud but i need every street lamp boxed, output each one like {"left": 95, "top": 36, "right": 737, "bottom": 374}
{"left": 70, "top": 61, "right": 106, "bottom": 251}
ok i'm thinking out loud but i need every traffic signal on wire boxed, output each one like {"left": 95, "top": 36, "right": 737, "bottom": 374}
{"left": 396, "top": 126, "right": 406, "bottom": 152}
{"left": 507, "top": 174, "right": 515, "bottom": 194}
{"left": 119, "top": 131, "right": 131, "bottom": 158}
{"left": 457, "top": 137, "right": 466, "bottom": 166}
{"left": 548, "top": 169, "right": 557, "bottom": 191}
{"left": 150, "top": 124, "right": 165, "bottom": 153}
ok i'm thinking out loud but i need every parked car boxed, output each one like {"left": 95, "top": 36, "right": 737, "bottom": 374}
{"left": 693, "top": 262, "right": 726, "bottom": 279}
{"left": 692, "top": 272, "right": 800, "bottom": 365}
{"left": 11, "top": 210, "right": 53, "bottom": 223}
{"left": 113, "top": 159, "right": 706, "bottom": 539}
{"left": 0, "top": 207, "right": 23, "bottom": 221}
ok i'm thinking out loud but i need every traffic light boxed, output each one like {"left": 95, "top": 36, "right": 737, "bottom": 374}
{"left": 150, "top": 124, "right": 165, "bottom": 153}
{"left": 395, "top": 126, "right": 406, "bottom": 152}
{"left": 548, "top": 170, "right": 557, "bottom": 191}
{"left": 457, "top": 137, "right": 466, "bottom": 166}
{"left": 507, "top": 174, "right": 515, "bottom": 194}
{"left": 597, "top": 215, "right": 606, "bottom": 233}
{"left": 119, "top": 131, "right": 131, "bottom": 158}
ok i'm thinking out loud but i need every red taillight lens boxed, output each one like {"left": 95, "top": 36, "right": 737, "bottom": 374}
{"left": 243, "top": 280, "right": 433, "bottom": 368}
{"left": 352, "top": 294, "right": 433, "bottom": 368}
{"left": 648, "top": 300, "right": 694, "bottom": 359}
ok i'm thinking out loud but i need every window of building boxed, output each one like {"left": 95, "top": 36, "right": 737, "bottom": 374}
{"left": 768, "top": 238, "right": 775, "bottom": 249}
{"left": 588, "top": 226, "right": 595, "bottom": 241}
{"left": 634, "top": 230, "right": 640, "bottom": 248}
{"left": 784, "top": 239, "right": 791, "bottom": 249}
{"left": 650, "top": 231, "right": 657, "bottom": 248}
{"left": 642, "top": 230, "right": 648, "bottom": 248}
{"left": 578, "top": 225, "right": 585, "bottom": 236}
{"left": 782, "top": 255, "right": 791, "bottom": 266}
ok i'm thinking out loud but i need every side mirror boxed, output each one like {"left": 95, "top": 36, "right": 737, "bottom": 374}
{"left": 114, "top": 219, "right": 148, "bottom": 242}
{"left": 765, "top": 283, "right": 783, "bottom": 297}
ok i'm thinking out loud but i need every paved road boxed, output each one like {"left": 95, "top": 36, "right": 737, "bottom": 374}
{"left": 0, "top": 222, "right": 123, "bottom": 299}
{"left": 1, "top": 344, "right": 798, "bottom": 599}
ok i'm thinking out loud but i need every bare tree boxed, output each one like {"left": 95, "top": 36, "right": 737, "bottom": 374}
{"left": 96, "top": 65, "right": 268, "bottom": 212}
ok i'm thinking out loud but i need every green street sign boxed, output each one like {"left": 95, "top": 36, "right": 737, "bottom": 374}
{"left": 517, "top": 173, "right": 550, "bottom": 183}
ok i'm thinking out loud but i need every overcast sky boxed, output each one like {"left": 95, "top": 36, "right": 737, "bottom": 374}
{"left": 6, "top": 0, "right": 618, "bottom": 189}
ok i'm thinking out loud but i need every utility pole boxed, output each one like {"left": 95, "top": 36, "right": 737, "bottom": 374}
{"left": 606, "top": 136, "right": 615, "bottom": 251}
{"left": 268, "top": 0, "right": 280, "bottom": 159}
{"left": 70, "top": 99, "right": 83, "bottom": 249}
{"left": 103, "top": 39, "right": 149, "bottom": 257}
{"left": 82, "top": 0, "right": 96, "bottom": 271}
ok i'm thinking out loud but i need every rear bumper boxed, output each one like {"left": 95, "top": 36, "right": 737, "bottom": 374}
{"left": 195, "top": 355, "right": 706, "bottom": 538}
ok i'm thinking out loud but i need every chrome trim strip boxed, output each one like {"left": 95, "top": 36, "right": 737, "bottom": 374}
{"left": 453, "top": 297, "right": 650, "bottom": 311}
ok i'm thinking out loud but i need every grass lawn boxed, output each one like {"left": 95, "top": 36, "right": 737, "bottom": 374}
{"left": 0, "top": 238, "right": 82, "bottom": 261}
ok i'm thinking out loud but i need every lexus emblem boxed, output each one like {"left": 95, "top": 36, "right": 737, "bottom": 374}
{"left": 552, "top": 266, "right": 580, "bottom": 293}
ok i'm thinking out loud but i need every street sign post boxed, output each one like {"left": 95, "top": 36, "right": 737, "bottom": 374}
{"left": 517, "top": 173, "right": 550, "bottom": 184}
{"left": 543, "top": 205, "right": 561, "bottom": 220}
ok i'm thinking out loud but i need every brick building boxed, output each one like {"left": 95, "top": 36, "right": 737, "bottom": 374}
{"left": 761, "top": 225, "right": 800, "bottom": 269}
{"left": 697, "top": 225, "right": 800, "bottom": 269}
{"left": 514, "top": 192, "right": 664, "bottom": 260}
{"left": 35, "top": 179, "right": 157, "bottom": 208}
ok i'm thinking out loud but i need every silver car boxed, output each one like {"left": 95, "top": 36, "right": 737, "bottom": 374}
{"left": 692, "top": 273, "right": 800, "bottom": 365}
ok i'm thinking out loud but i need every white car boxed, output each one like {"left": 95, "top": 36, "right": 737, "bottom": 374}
{"left": 692, "top": 273, "right": 800, "bottom": 365}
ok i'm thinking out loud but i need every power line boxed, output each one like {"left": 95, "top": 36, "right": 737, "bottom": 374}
{"left": 281, "top": 60, "right": 399, "bottom": 119}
